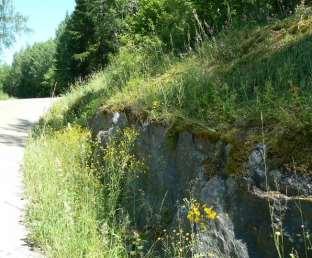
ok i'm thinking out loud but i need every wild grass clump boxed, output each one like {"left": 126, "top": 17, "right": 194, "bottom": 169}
{"left": 24, "top": 125, "right": 148, "bottom": 257}
{"left": 24, "top": 127, "right": 108, "bottom": 257}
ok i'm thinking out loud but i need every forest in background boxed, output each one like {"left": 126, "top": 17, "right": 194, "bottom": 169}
{"left": 0, "top": 0, "right": 302, "bottom": 98}
{"left": 0, "top": 0, "right": 27, "bottom": 99}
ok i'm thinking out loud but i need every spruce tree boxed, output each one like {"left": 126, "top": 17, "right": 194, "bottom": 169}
{"left": 55, "top": 0, "right": 96, "bottom": 90}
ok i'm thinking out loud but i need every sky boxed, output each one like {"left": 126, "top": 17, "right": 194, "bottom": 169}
{"left": 2, "top": 0, "right": 76, "bottom": 64}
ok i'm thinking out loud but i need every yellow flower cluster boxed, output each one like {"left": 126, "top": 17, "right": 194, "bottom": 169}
{"left": 187, "top": 202, "right": 202, "bottom": 223}
{"left": 204, "top": 206, "right": 218, "bottom": 220}
{"left": 187, "top": 202, "right": 218, "bottom": 224}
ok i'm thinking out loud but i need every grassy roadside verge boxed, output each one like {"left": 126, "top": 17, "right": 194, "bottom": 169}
{"left": 24, "top": 127, "right": 109, "bottom": 258}
{"left": 24, "top": 125, "right": 142, "bottom": 257}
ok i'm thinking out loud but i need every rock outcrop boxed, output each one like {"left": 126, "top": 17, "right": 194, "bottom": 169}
{"left": 89, "top": 110, "right": 312, "bottom": 258}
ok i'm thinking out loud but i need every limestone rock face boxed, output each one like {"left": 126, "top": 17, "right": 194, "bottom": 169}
{"left": 90, "top": 111, "right": 312, "bottom": 258}
{"left": 89, "top": 111, "right": 128, "bottom": 146}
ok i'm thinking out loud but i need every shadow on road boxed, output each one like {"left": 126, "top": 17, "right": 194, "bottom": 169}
{"left": 0, "top": 119, "right": 36, "bottom": 147}
{"left": 0, "top": 134, "right": 27, "bottom": 147}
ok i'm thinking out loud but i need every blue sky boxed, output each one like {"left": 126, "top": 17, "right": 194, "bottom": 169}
{"left": 2, "top": 0, "right": 76, "bottom": 64}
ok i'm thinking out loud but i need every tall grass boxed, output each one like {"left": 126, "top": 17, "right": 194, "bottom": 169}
{"left": 40, "top": 7, "right": 312, "bottom": 135}
{"left": 42, "top": 8, "right": 312, "bottom": 135}
{"left": 106, "top": 6, "right": 312, "bottom": 130}
{"left": 24, "top": 126, "right": 147, "bottom": 257}
{"left": 24, "top": 127, "right": 109, "bottom": 257}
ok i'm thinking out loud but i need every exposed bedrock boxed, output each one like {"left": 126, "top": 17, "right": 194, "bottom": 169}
{"left": 89, "top": 111, "right": 312, "bottom": 258}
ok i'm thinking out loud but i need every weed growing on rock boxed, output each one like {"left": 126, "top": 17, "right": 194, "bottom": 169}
{"left": 187, "top": 201, "right": 218, "bottom": 225}
{"left": 96, "top": 127, "right": 145, "bottom": 219}
{"left": 158, "top": 228, "right": 196, "bottom": 258}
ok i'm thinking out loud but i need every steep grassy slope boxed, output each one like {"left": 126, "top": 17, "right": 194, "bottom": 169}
{"left": 24, "top": 7, "right": 312, "bottom": 257}
{"left": 107, "top": 8, "right": 312, "bottom": 128}
{"left": 43, "top": 7, "right": 312, "bottom": 130}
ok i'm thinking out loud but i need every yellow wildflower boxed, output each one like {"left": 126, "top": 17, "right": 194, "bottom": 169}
{"left": 204, "top": 207, "right": 218, "bottom": 220}
{"left": 187, "top": 202, "right": 218, "bottom": 223}
{"left": 187, "top": 202, "right": 201, "bottom": 223}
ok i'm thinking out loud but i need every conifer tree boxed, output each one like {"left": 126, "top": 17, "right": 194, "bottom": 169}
{"left": 55, "top": 0, "right": 96, "bottom": 90}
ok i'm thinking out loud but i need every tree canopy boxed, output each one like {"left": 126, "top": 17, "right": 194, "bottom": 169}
{"left": 53, "top": 0, "right": 302, "bottom": 90}
{"left": 3, "top": 40, "right": 56, "bottom": 98}
{"left": 0, "top": 0, "right": 27, "bottom": 51}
